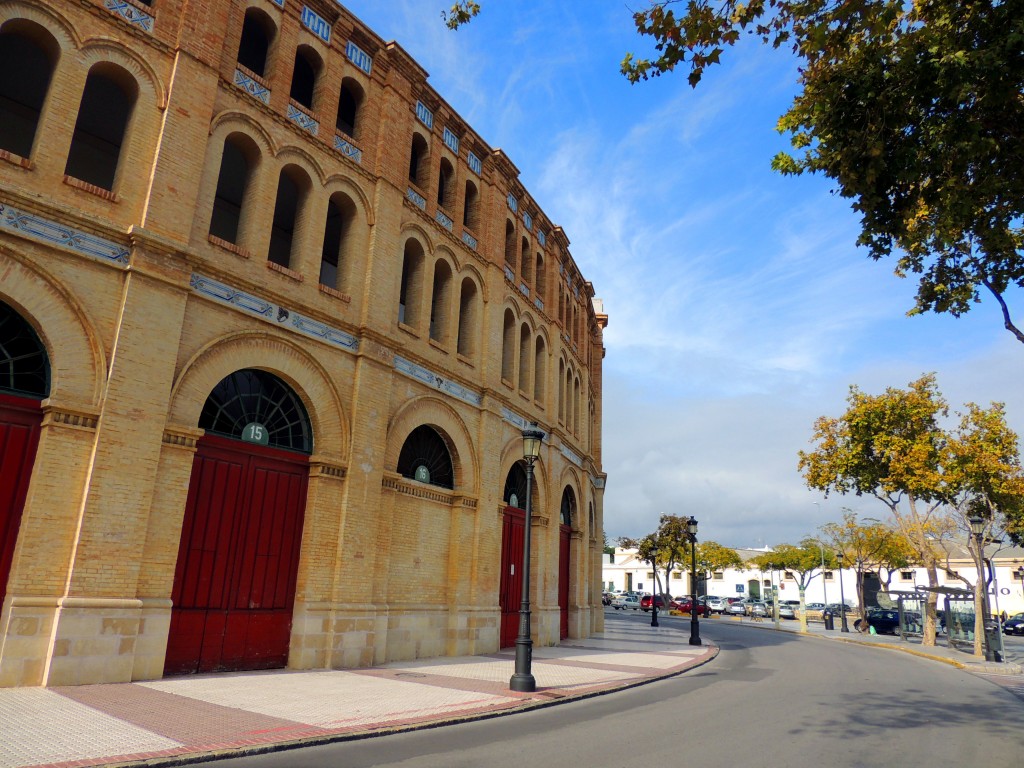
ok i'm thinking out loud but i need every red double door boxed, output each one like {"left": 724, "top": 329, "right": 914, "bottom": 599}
{"left": 0, "top": 393, "right": 42, "bottom": 607}
{"left": 165, "top": 435, "right": 308, "bottom": 675}
{"left": 558, "top": 523, "right": 570, "bottom": 640}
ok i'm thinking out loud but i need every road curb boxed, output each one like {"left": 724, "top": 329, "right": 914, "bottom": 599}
{"left": 102, "top": 645, "right": 721, "bottom": 768}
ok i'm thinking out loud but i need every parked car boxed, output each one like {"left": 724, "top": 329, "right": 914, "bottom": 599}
{"left": 863, "top": 608, "right": 901, "bottom": 634}
{"left": 778, "top": 600, "right": 801, "bottom": 619}
{"left": 748, "top": 601, "right": 769, "bottom": 618}
{"left": 1003, "top": 613, "right": 1024, "bottom": 635}
{"left": 704, "top": 596, "right": 728, "bottom": 613}
{"left": 726, "top": 600, "right": 748, "bottom": 616}
{"left": 804, "top": 602, "right": 827, "bottom": 621}
{"left": 671, "top": 598, "right": 709, "bottom": 616}
{"left": 612, "top": 595, "right": 641, "bottom": 611}
{"left": 640, "top": 594, "right": 673, "bottom": 612}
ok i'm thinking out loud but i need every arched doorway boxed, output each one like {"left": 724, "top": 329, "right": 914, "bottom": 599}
{"left": 499, "top": 462, "right": 528, "bottom": 648}
{"left": 165, "top": 369, "right": 312, "bottom": 675}
{"left": 0, "top": 301, "right": 49, "bottom": 607}
{"left": 559, "top": 488, "right": 574, "bottom": 640}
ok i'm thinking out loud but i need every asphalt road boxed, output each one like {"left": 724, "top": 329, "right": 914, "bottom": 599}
{"left": 219, "top": 610, "right": 1024, "bottom": 768}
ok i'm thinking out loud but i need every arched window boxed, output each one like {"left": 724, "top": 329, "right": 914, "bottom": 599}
{"left": 573, "top": 377, "right": 581, "bottom": 436}
{"left": 237, "top": 8, "right": 274, "bottom": 78}
{"left": 520, "top": 237, "right": 531, "bottom": 285}
{"left": 64, "top": 64, "right": 137, "bottom": 191}
{"left": 518, "top": 323, "right": 531, "bottom": 393}
{"left": 456, "top": 278, "right": 478, "bottom": 358}
{"left": 408, "top": 133, "right": 428, "bottom": 187}
{"left": 504, "top": 220, "right": 516, "bottom": 272}
{"left": 268, "top": 165, "right": 311, "bottom": 269}
{"left": 560, "top": 487, "right": 575, "bottom": 527}
{"left": 336, "top": 77, "right": 363, "bottom": 138}
{"left": 589, "top": 503, "right": 595, "bottom": 538}
{"left": 535, "top": 253, "right": 546, "bottom": 303}
{"left": 399, "top": 239, "right": 425, "bottom": 327}
{"left": 397, "top": 425, "right": 454, "bottom": 489}
{"left": 533, "top": 336, "right": 546, "bottom": 403}
{"left": 289, "top": 45, "right": 321, "bottom": 110}
{"left": 209, "top": 133, "right": 258, "bottom": 245}
{"left": 437, "top": 157, "right": 454, "bottom": 210}
{"left": 199, "top": 369, "right": 312, "bottom": 453}
{"left": 320, "top": 192, "right": 356, "bottom": 291}
{"left": 504, "top": 462, "right": 528, "bottom": 509}
{"left": 501, "top": 308, "right": 515, "bottom": 383}
{"left": 463, "top": 180, "right": 479, "bottom": 231}
{"left": 565, "top": 367, "right": 573, "bottom": 432}
{"left": 558, "top": 289, "right": 565, "bottom": 327}
{"left": 429, "top": 260, "right": 453, "bottom": 343}
{"left": 0, "top": 21, "right": 58, "bottom": 159}
{"left": 558, "top": 359, "right": 565, "bottom": 424}
{"left": 0, "top": 301, "right": 49, "bottom": 398}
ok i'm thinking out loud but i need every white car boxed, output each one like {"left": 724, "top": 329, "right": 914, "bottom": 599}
{"left": 611, "top": 595, "right": 641, "bottom": 611}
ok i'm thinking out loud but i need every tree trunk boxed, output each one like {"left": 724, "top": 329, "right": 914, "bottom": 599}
{"left": 922, "top": 564, "right": 939, "bottom": 647}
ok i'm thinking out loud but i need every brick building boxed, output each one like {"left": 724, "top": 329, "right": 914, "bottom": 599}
{"left": 0, "top": 0, "right": 607, "bottom": 687}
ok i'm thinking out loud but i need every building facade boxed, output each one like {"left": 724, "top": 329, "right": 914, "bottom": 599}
{"left": 0, "top": 0, "right": 607, "bottom": 687}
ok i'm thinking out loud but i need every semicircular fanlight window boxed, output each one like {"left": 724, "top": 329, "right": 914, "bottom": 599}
{"left": 504, "top": 462, "right": 527, "bottom": 510}
{"left": 199, "top": 369, "right": 312, "bottom": 453}
{"left": 0, "top": 301, "right": 50, "bottom": 399}
{"left": 560, "top": 487, "right": 575, "bottom": 527}
{"left": 397, "top": 425, "right": 454, "bottom": 489}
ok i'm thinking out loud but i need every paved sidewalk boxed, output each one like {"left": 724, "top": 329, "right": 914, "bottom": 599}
{"left": 0, "top": 620, "right": 716, "bottom": 768}
{"left": 3, "top": 613, "right": 1019, "bottom": 768}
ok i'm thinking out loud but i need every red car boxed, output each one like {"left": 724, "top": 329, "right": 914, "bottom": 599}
{"left": 671, "top": 598, "right": 710, "bottom": 616}
{"left": 640, "top": 594, "right": 672, "bottom": 612}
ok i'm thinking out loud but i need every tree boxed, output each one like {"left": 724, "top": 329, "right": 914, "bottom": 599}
{"left": 451, "top": 1, "right": 1024, "bottom": 344}
{"left": 621, "top": 514, "right": 694, "bottom": 599}
{"left": 751, "top": 539, "right": 828, "bottom": 632}
{"left": 819, "top": 512, "right": 918, "bottom": 623}
{"left": 799, "top": 373, "right": 1024, "bottom": 645}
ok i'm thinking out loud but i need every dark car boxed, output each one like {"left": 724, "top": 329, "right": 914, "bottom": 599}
{"left": 863, "top": 608, "right": 901, "bottom": 634}
{"left": 1003, "top": 613, "right": 1024, "bottom": 635}
{"left": 671, "top": 598, "right": 709, "bottom": 616}
{"left": 640, "top": 594, "right": 673, "bottom": 612}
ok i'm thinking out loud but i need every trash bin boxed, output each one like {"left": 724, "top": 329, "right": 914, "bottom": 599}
{"left": 823, "top": 610, "right": 834, "bottom": 631}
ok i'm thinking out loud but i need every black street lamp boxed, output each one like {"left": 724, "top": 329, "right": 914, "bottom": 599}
{"left": 687, "top": 516, "right": 701, "bottom": 646}
{"left": 1017, "top": 566, "right": 1024, "bottom": 592}
{"left": 835, "top": 551, "right": 850, "bottom": 632}
{"left": 510, "top": 424, "right": 544, "bottom": 692}
{"left": 968, "top": 515, "right": 994, "bottom": 662}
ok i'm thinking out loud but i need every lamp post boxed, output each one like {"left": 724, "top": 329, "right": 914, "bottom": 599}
{"left": 968, "top": 515, "right": 994, "bottom": 662}
{"left": 835, "top": 551, "right": 850, "bottom": 632}
{"left": 687, "top": 516, "right": 701, "bottom": 646}
{"left": 509, "top": 424, "right": 544, "bottom": 692}
{"left": 1017, "top": 565, "right": 1024, "bottom": 594}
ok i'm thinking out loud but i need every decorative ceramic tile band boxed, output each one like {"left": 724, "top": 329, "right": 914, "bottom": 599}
{"left": 105, "top": 0, "right": 153, "bottom": 32}
{"left": 443, "top": 127, "right": 459, "bottom": 153}
{"left": 538, "top": 230, "right": 546, "bottom": 246}
{"left": 534, "top": 297, "right": 544, "bottom": 311}
{"left": 234, "top": 69, "right": 270, "bottom": 104}
{"left": 346, "top": 41, "right": 372, "bottom": 74}
{"left": 468, "top": 151, "right": 482, "bottom": 175}
{"left": 394, "top": 356, "right": 483, "bottom": 406}
{"left": 461, "top": 231, "right": 477, "bottom": 250}
{"left": 591, "top": 475, "right": 606, "bottom": 489}
{"left": 287, "top": 104, "right": 319, "bottom": 135}
{"left": 190, "top": 274, "right": 359, "bottom": 352}
{"left": 519, "top": 282, "right": 530, "bottom": 298}
{"left": 560, "top": 444, "right": 582, "bottom": 467}
{"left": 416, "top": 101, "right": 434, "bottom": 129}
{"left": 506, "top": 194, "right": 517, "bottom": 213}
{"left": 0, "top": 202, "right": 130, "bottom": 266}
{"left": 407, "top": 187, "right": 426, "bottom": 210}
{"left": 501, "top": 407, "right": 529, "bottom": 430}
{"left": 334, "top": 135, "right": 363, "bottom": 164}
{"left": 523, "top": 212, "right": 532, "bottom": 231}
{"left": 503, "top": 265, "right": 515, "bottom": 283}
{"left": 301, "top": 5, "right": 331, "bottom": 43}
{"left": 436, "top": 210, "right": 454, "bottom": 231}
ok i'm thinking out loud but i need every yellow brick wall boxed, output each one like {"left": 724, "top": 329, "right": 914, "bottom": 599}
{"left": 0, "top": 0, "right": 606, "bottom": 687}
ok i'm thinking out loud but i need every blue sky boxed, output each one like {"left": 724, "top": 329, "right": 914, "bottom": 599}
{"left": 341, "top": 1, "right": 1024, "bottom": 548}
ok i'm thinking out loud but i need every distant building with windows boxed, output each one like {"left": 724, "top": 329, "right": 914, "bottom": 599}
{"left": 0, "top": 0, "right": 607, "bottom": 687}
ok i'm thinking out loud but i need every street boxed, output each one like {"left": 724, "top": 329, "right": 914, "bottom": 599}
{"left": 218, "top": 610, "right": 1024, "bottom": 768}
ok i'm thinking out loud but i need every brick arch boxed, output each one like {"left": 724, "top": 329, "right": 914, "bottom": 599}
{"left": 398, "top": 223, "right": 434, "bottom": 256}
{"left": 167, "top": 330, "right": 348, "bottom": 460}
{"left": 0, "top": 245, "right": 104, "bottom": 405}
{"left": 498, "top": 438, "right": 547, "bottom": 516}
{"left": 209, "top": 111, "right": 278, "bottom": 156}
{"left": 385, "top": 396, "right": 477, "bottom": 495}
{"left": 457, "top": 262, "right": 487, "bottom": 302}
{"left": 77, "top": 38, "right": 165, "bottom": 108}
{"left": 0, "top": 1, "right": 80, "bottom": 50}
{"left": 322, "top": 174, "right": 374, "bottom": 227}
{"left": 557, "top": 468, "right": 584, "bottom": 530}
{"left": 275, "top": 144, "right": 326, "bottom": 186}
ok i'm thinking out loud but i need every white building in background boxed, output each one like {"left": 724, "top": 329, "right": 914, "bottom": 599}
{"left": 602, "top": 545, "right": 1024, "bottom": 615}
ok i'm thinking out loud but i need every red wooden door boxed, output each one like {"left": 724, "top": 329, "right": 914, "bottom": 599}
{"left": 499, "top": 506, "right": 525, "bottom": 648}
{"left": 165, "top": 435, "right": 308, "bottom": 675}
{"left": 0, "top": 393, "right": 42, "bottom": 606}
{"left": 558, "top": 524, "right": 570, "bottom": 639}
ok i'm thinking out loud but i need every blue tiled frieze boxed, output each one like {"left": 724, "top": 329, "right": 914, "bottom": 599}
{"left": 334, "top": 135, "right": 363, "bottom": 164}
{"left": 507, "top": 194, "right": 517, "bottom": 213}
{"left": 523, "top": 212, "right": 532, "bottom": 231}
{"left": 519, "top": 282, "right": 530, "bottom": 298}
{"left": 591, "top": 475, "right": 606, "bottom": 489}
{"left": 560, "top": 444, "right": 582, "bottom": 467}
{"left": 346, "top": 41, "right": 372, "bottom": 74}
{"left": 395, "top": 356, "right": 483, "bottom": 407}
{"left": 301, "top": 6, "right": 331, "bottom": 43}
{"left": 443, "top": 127, "right": 460, "bottom": 153}
{"left": 503, "top": 265, "right": 515, "bottom": 283}
{"left": 534, "top": 297, "right": 544, "bottom": 311}
{"left": 416, "top": 101, "right": 434, "bottom": 129}
{"left": 462, "top": 231, "right": 478, "bottom": 250}
{"left": 105, "top": 0, "right": 153, "bottom": 32}
{"left": 407, "top": 187, "right": 427, "bottom": 210}
{"left": 234, "top": 69, "right": 270, "bottom": 104}
{"left": 286, "top": 104, "right": 319, "bottom": 135}
{"left": 538, "top": 230, "right": 546, "bottom": 247}
{"left": 0, "top": 202, "right": 130, "bottom": 266}
{"left": 468, "top": 151, "right": 482, "bottom": 175}
{"left": 501, "top": 407, "right": 529, "bottom": 430}
{"left": 190, "top": 274, "right": 359, "bottom": 352}
{"left": 436, "top": 210, "right": 454, "bottom": 231}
